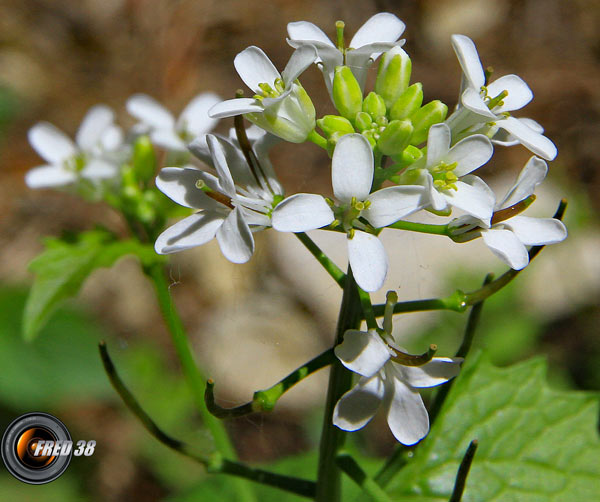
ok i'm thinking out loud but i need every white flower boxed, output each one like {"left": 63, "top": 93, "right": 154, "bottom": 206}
{"left": 26, "top": 105, "right": 123, "bottom": 189}
{"left": 287, "top": 13, "right": 405, "bottom": 95}
{"left": 209, "top": 46, "right": 317, "bottom": 143}
{"left": 127, "top": 93, "right": 220, "bottom": 152}
{"left": 154, "top": 133, "right": 282, "bottom": 263}
{"left": 271, "top": 133, "right": 424, "bottom": 292}
{"left": 397, "top": 123, "right": 495, "bottom": 221}
{"left": 446, "top": 34, "right": 557, "bottom": 161}
{"left": 333, "top": 329, "right": 461, "bottom": 445}
{"left": 450, "top": 156, "right": 567, "bottom": 269}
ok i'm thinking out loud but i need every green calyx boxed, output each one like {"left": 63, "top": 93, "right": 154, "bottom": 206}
{"left": 317, "top": 115, "right": 355, "bottom": 138}
{"left": 332, "top": 66, "right": 363, "bottom": 122}
{"left": 363, "top": 92, "right": 387, "bottom": 120}
{"left": 375, "top": 47, "right": 412, "bottom": 109}
{"left": 377, "top": 119, "right": 413, "bottom": 156}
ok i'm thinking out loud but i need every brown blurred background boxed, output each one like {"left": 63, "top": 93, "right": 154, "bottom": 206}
{"left": 1, "top": 1, "right": 600, "bottom": 501}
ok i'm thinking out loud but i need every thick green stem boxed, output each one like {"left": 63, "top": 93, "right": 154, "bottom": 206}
{"left": 307, "top": 129, "right": 329, "bottom": 149}
{"left": 316, "top": 267, "right": 362, "bottom": 501}
{"left": 387, "top": 220, "right": 450, "bottom": 235}
{"left": 145, "top": 263, "right": 254, "bottom": 502}
{"left": 295, "top": 232, "right": 346, "bottom": 287}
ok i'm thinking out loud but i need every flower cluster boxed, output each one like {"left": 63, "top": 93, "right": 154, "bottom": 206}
{"left": 25, "top": 12, "right": 567, "bottom": 445}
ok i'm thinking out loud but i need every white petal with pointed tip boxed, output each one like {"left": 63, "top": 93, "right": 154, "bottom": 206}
{"left": 487, "top": 74, "right": 533, "bottom": 112}
{"left": 25, "top": 165, "right": 76, "bottom": 188}
{"left": 208, "top": 98, "right": 264, "bottom": 119}
{"left": 155, "top": 212, "right": 224, "bottom": 254}
{"left": 216, "top": 207, "right": 255, "bottom": 263}
{"left": 126, "top": 94, "right": 175, "bottom": 129}
{"left": 500, "top": 156, "right": 547, "bottom": 208}
{"left": 503, "top": 216, "right": 567, "bottom": 245}
{"left": 442, "top": 179, "right": 495, "bottom": 221}
{"left": 281, "top": 46, "right": 317, "bottom": 85}
{"left": 426, "top": 123, "right": 451, "bottom": 166}
{"left": 287, "top": 21, "right": 335, "bottom": 46}
{"left": 28, "top": 123, "right": 77, "bottom": 164}
{"left": 347, "top": 231, "right": 388, "bottom": 292}
{"left": 271, "top": 193, "right": 334, "bottom": 232}
{"left": 481, "top": 227, "right": 529, "bottom": 269}
{"left": 332, "top": 134, "right": 374, "bottom": 203}
{"left": 234, "top": 46, "right": 280, "bottom": 94}
{"left": 335, "top": 330, "right": 391, "bottom": 378}
{"left": 385, "top": 378, "right": 429, "bottom": 445}
{"left": 156, "top": 167, "right": 220, "bottom": 210}
{"left": 498, "top": 117, "right": 557, "bottom": 160}
{"left": 397, "top": 357, "right": 462, "bottom": 388}
{"left": 451, "top": 34, "right": 485, "bottom": 90}
{"left": 178, "top": 93, "right": 220, "bottom": 136}
{"left": 447, "top": 134, "right": 493, "bottom": 176}
{"left": 363, "top": 186, "right": 425, "bottom": 227}
{"left": 206, "top": 135, "right": 236, "bottom": 197}
{"left": 350, "top": 13, "right": 405, "bottom": 48}
{"left": 333, "top": 375, "right": 384, "bottom": 431}
{"left": 76, "top": 105, "right": 114, "bottom": 150}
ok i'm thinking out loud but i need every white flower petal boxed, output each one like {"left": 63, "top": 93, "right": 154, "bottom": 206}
{"left": 446, "top": 134, "right": 493, "bottom": 176}
{"left": 126, "top": 94, "right": 175, "bottom": 129}
{"left": 333, "top": 375, "right": 384, "bottom": 432}
{"left": 281, "top": 45, "right": 317, "bottom": 86}
{"left": 481, "top": 227, "right": 529, "bottom": 269}
{"left": 426, "top": 123, "right": 451, "bottom": 166}
{"left": 28, "top": 122, "right": 77, "bottom": 164}
{"left": 25, "top": 165, "right": 76, "bottom": 188}
{"left": 216, "top": 206, "right": 255, "bottom": 263}
{"left": 350, "top": 13, "right": 405, "bottom": 48}
{"left": 503, "top": 216, "right": 567, "bottom": 246}
{"left": 443, "top": 178, "right": 495, "bottom": 221}
{"left": 499, "top": 156, "right": 547, "bottom": 208}
{"left": 287, "top": 21, "right": 335, "bottom": 46}
{"left": 155, "top": 212, "right": 224, "bottom": 254}
{"left": 335, "top": 330, "right": 391, "bottom": 378}
{"left": 101, "top": 125, "right": 124, "bottom": 151}
{"left": 385, "top": 378, "right": 429, "bottom": 445}
{"left": 234, "top": 46, "right": 280, "bottom": 94}
{"left": 332, "top": 134, "right": 374, "bottom": 203}
{"left": 347, "top": 231, "right": 388, "bottom": 292}
{"left": 76, "top": 105, "right": 115, "bottom": 151}
{"left": 208, "top": 98, "right": 264, "bottom": 119}
{"left": 363, "top": 186, "right": 425, "bottom": 227}
{"left": 398, "top": 357, "right": 462, "bottom": 388}
{"left": 151, "top": 129, "right": 186, "bottom": 151}
{"left": 271, "top": 193, "right": 334, "bottom": 232}
{"left": 460, "top": 87, "right": 497, "bottom": 118}
{"left": 498, "top": 116, "right": 557, "bottom": 161}
{"left": 81, "top": 159, "right": 117, "bottom": 180}
{"left": 156, "top": 167, "right": 221, "bottom": 210}
{"left": 206, "top": 134, "right": 236, "bottom": 197}
{"left": 178, "top": 92, "right": 221, "bottom": 136}
{"left": 422, "top": 171, "right": 449, "bottom": 211}
{"left": 451, "top": 34, "right": 485, "bottom": 90}
{"left": 486, "top": 74, "right": 533, "bottom": 112}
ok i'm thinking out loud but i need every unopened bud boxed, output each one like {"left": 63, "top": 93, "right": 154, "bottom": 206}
{"left": 376, "top": 119, "right": 413, "bottom": 156}
{"left": 362, "top": 92, "right": 386, "bottom": 121}
{"left": 132, "top": 135, "right": 156, "bottom": 184}
{"left": 409, "top": 100, "right": 448, "bottom": 145}
{"left": 354, "top": 111, "right": 373, "bottom": 132}
{"left": 317, "top": 115, "right": 355, "bottom": 138}
{"left": 332, "top": 66, "right": 363, "bottom": 122}
{"left": 389, "top": 83, "right": 423, "bottom": 121}
{"left": 375, "top": 47, "right": 412, "bottom": 109}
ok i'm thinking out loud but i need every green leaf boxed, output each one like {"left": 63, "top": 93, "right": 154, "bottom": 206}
{"left": 387, "top": 354, "right": 600, "bottom": 501}
{"left": 23, "top": 229, "right": 159, "bottom": 341}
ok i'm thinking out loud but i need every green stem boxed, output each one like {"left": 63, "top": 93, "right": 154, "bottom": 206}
{"left": 316, "top": 267, "right": 362, "bottom": 502}
{"left": 205, "top": 348, "right": 336, "bottom": 418}
{"left": 307, "top": 129, "right": 329, "bottom": 149}
{"left": 295, "top": 232, "right": 346, "bottom": 287}
{"left": 372, "top": 290, "right": 468, "bottom": 318}
{"left": 144, "top": 262, "right": 255, "bottom": 502}
{"left": 99, "top": 342, "right": 315, "bottom": 498}
{"left": 449, "top": 440, "right": 479, "bottom": 502}
{"left": 357, "top": 287, "right": 377, "bottom": 330}
{"left": 336, "top": 453, "right": 393, "bottom": 502}
{"left": 386, "top": 220, "right": 450, "bottom": 235}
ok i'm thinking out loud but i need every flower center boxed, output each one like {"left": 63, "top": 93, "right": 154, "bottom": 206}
{"left": 431, "top": 161, "right": 458, "bottom": 191}
{"left": 64, "top": 153, "right": 86, "bottom": 173}
{"left": 480, "top": 85, "right": 509, "bottom": 111}
{"left": 253, "top": 78, "right": 286, "bottom": 100}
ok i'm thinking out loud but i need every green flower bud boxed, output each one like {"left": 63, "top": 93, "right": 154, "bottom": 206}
{"left": 332, "top": 66, "right": 363, "bottom": 122}
{"left": 361, "top": 130, "right": 377, "bottom": 149}
{"left": 354, "top": 111, "right": 373, "bottom": 132}
{"left": 375, "top": 47, "right": 412, "bottom": 109}
{"left": 362, "top": 92, "right": 386, "bottom": 121}
{"left": 409, "top": 100, "right": 448, "bottom": 145}
{"left": 376, "top": 119, "right": 413, "bottom": 156}
{"left": 132, "top": 135, "right": 156, "bottom": 184}
{"left": 326, "top": 131, "right": 349, "bottom": 157}
{"left": 389, "top": 83, "right": 423, "bottom": 121}
{"left": 317, "top": 115, "right": 355, "bottom": 138}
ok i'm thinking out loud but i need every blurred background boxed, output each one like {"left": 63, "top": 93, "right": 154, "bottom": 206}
{"left": 1, "top": 0, "right": 599, "bottom": 500}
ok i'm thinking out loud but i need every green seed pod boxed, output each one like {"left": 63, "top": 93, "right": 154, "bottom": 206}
{"left": 354, "top": 111, "right": 373, "bottom": 132}
{"left": 376, "top": 119, "right": 413, "bottom": 156}
{"left": 332, "top": 66, "right": 363, "bottom": 122}
{"left": 409, "top": 100, "right": 448, "bottom": 145}
{"left": 362, "top": 92, "right": 387, "bottom": 121}
{"left": 375, "top": 47, "right": 412, "bottom": 109}
{"left": 317, "top": 115, "right": 355, "bottom": 138}
{"left": 389, "top": 83, "right": 423, "bottom": 121}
